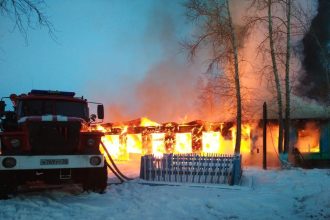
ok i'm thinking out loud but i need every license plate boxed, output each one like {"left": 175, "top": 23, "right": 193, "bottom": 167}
{"left": 40, "top": 159, "right": 69, "bottom": 165}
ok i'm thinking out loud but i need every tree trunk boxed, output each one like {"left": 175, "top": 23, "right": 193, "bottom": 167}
{"left": 284, "top": 0, "right": 291, "bottom": 153}
{"left": 226, "top": 0, "right": 242, "bottom": 154}
{"left": 268, "top": 0, "right": 283, "bottom": 153}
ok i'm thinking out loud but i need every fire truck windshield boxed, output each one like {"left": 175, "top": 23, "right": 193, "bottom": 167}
{"left": 17, "top": 99, "right": 88, "bottom": 120}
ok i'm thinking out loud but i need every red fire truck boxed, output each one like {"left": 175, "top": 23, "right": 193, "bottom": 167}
{"left": 0, "top": 90, "right": 107, "bottom": 198}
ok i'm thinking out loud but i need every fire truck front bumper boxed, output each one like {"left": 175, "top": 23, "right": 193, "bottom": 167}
{"left": 0, "top": 155, "right": 104, "bottom": 170}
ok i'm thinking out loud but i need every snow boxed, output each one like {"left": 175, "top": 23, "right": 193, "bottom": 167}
{"left": 1, "top": 157, "right": 330, "bottom": 220}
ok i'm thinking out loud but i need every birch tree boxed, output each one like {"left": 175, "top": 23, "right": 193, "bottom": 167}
{"left": 283, "top": 0, "right": 291, "bottom": 153}
{"left": 247, "top": 0, "right": 284, "bottom": 153}
{"left": 184, "top": 0, "right": 247, "bottom": 153}
{"left": 268, "top": 0, "right": 284, "bottom": 153}
{"left": 247, "top": 0, "right": 317, "bottom": 154}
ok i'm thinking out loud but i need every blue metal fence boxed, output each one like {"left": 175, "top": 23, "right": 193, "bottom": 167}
{"left": 140, "top": 154, "right": 242, "bottom": 185}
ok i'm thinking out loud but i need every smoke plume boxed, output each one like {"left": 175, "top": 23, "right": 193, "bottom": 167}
{"left": 298, "top": 0, "right": 330, "bottom": 103}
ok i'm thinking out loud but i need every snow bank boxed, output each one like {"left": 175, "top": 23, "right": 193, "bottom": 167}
{"left": 0, "top": 166, "right": 330, "bottom": 220}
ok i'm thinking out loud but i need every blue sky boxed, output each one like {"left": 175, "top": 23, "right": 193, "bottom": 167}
{"left": 0, "top": 0, "right": 204, "bottom": 121}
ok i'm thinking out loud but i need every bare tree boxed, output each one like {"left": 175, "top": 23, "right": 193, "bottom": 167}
{"left": 184, "top": 0, "right": 248, "bottom": 154}
{"left": 267, "top": 0, "right": 284, "bottom": 154}
{"left": 0, "top": 0, "right": 55, "bottom": 41}
{"left": 283, "top": 0, "right": 291, "bottom": 153}
{"left": 247, "top": 0, "right": 316, "bottom": 154}
{"left": 246, "top": 0, "right": 285, "bottom": 153}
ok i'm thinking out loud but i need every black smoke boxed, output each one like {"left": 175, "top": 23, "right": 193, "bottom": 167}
{"left": 298, "top": 0, "right": 330, "bottom": 103}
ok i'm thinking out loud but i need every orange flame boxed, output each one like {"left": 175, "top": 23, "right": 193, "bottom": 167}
{"left": 101, "top": 134, "right": 129, "bottom": 161}
{"left": 140, "top": 117, "right": 160, "bottom": 127}
{"left": 95, "top": 117, "right": 321, "bottom": 168}
{"left": 296, "top": 122, "right": 320, "bottom": 153}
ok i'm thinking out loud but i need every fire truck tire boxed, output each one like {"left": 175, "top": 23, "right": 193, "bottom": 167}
{"left": 82, "top": 164, "right": 108, "bottom": 193}
{"left": 0, "top": 185, "right": 9, "bottom": 200}
{"left": 0, "top": 175, "right": 17, "bottom": 200}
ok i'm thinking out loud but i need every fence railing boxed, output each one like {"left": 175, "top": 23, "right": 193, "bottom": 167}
{"left": 140, "top": 154, "right": 242, "bottom": 185}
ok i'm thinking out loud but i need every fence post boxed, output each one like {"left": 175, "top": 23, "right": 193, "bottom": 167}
{"left": 140, "top": 155, "right": 145, "bottom": 179}
{"left": 263, "top": 102, "right": 267, "bottom": 170}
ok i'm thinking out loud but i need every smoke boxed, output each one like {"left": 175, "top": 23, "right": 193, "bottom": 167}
{"left": 229, "top": 0, "right": 322, "bottom": 119}
{"left": 298, "top": 0, "right": 330, "bottom": 103}
{"left": 105, "top": 2, "right": 202, "bottom": 123}
{"left": 103, "top": 0, "right": 324, "bottom": 124}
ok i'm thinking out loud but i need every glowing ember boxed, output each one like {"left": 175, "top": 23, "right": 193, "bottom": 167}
{"left": 175, "top": 133, "right": 192, "bottom": 153}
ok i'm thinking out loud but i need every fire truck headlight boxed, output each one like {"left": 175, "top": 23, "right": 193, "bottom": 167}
{"left": 2, "top": 157, "right": 17, "bottom": 168}
{"left": 87, "top": 138, "right": 96, "bottom": 147}
{"left": 10, "top": 138, "right": 21, "bottom": 148}
{"left": 90, "top": 156, "right": 101, "bottom": 166}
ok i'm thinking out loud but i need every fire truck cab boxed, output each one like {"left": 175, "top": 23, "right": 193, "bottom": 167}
{"left": 0, "top": 90, "right": 107, "bottom": 198}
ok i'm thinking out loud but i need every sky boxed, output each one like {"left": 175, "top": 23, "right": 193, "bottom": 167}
{"left": 0, "top": 0, "right": 324, "bottom": 123}
{"left": 0, "top": 0, "right": 204, "bottom": 122}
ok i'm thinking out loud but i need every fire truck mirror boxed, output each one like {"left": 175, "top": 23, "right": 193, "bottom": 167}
{"left": 90, "top": 114, "right": 96, "bottom": 122}
{"left": 0, "top": 101, "right": 5, "bottom": 115}
{"left": 97, "top": 104, "right": 104, "bottom": 119}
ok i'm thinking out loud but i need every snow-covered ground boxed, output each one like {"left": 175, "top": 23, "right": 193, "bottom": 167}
{"left": 1, "top": 157, "right": 330, "bottom": 220}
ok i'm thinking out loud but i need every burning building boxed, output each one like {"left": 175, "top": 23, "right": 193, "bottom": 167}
{"left": 93, "top": 111, "right": 330, "bottom": 168}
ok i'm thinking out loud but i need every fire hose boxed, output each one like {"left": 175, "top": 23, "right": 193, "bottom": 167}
{"left": 100, "top": 141, "right": 133, "bottom": 182}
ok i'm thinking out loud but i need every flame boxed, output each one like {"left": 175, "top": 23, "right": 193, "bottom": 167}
{"left": 241, "top": 124, "right": 251, "bottom": 153}
{"left": 101, "top": 134, "right": 129, "bottom": 161}
{"left": 202, "top": 131, "right": 221, "bottom": 153}
{"left": 96, "top": 124, "right": 108, "bottom": 132}
{"left": 230, "top": 124, "right": 251, "bottom": 153}
{"left": 121, "top": 126, "right": 128, "bottom": 134}
{"left": 151, "top": 133, "right": 166, "bottom": 157}
{"left": 97, "top": 121, "right": 252, "bottom": 160}
{"left": 175, "top": 133, "right": 192, "bottom": 153}
{"left": 140, "top": 117, "right": 160, "bottom": 127}
{"left": 127, "top": 133, "right": 142, "bottom": 154}
{"left": 296, "top": 122, "right": 320, "bottom": 153}
{"left": 95, "top": 117, "right": 322, "bottom": 168}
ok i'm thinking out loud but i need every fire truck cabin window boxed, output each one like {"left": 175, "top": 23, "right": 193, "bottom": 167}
{"left": 19, "top": 100, "right": 88, "bottom": 119}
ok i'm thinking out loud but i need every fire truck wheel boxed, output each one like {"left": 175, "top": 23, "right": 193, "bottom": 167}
{"left": 0, "top": 187, "right": 9, "bottom": 200}
{"left": 82, "top": 164, "right": 108, "bottom": 193}
{"left": 0, "top": 183, "right": 17, "bottom": 200}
